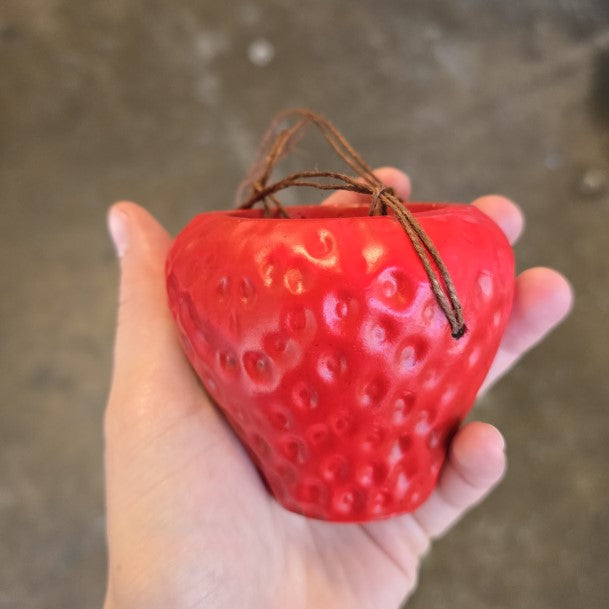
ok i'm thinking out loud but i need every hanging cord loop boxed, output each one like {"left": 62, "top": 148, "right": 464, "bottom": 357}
{"left": 236, "top": 108, "right": 466, "bottom": 339}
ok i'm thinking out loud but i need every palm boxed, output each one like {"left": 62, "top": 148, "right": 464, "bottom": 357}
{"left": 107, "top": 367, "right": 422, "bottom": 609}
{"left": 104, "top": 172, "right": 572, "bottom": 609}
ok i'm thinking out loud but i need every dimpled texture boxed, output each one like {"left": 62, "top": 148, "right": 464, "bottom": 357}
{"left": 166, "top": 203, "right": 515, "bottom": 522}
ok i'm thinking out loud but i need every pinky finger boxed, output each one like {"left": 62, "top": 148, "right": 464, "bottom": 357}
{"left": 412, "top": 422, "right": 506, "bottom": 539}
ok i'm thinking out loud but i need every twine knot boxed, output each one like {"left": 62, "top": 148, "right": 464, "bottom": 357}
{"left": 369, "top": 186, "right": 395, "bottom": 216}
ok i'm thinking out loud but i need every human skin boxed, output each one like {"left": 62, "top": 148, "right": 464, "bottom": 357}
{"left": 103, "top": 168, "right": 573, "bottom": 609}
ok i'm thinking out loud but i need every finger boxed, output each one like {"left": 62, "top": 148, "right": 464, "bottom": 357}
{"left": 471, "top": 195, "right": 524, "bottom": 245}
{"left": 413, "top": 422, "right": 506, "bottom": 538}
{"left": 106, "top": 202, "right": 200, "bottom": 408}
{"left": 105, "top": 204, "right": 256, "bottom": 506}
{"left": 321, "top": 166, "right": 411, "bottom": 208}
{"left": 480, "top": 267, "right": 573, "bottom": 392}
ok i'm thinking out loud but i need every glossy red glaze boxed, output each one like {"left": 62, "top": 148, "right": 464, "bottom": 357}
{"left": 166, "top": 203, "right": 515, "bottom": 522}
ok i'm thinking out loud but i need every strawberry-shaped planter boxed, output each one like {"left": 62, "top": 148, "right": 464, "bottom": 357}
{"left": 165, "top": 110, "right": 515, "bottom": 522}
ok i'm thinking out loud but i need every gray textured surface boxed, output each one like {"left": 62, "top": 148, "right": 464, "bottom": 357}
{"left": 1, "top": 1, "right": 609, "bottom": 608}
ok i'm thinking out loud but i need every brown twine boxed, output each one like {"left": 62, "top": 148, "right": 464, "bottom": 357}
{"left": 236, "top": 108, "right": 467, "bottom": 339}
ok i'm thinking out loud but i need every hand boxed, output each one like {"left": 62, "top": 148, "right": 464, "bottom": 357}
{"left": 103, "top": 168, "right": 572, "bottom": 609}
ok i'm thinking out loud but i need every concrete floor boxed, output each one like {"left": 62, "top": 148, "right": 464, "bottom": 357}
{"left": 1, "top": 1, "right": 608, "bottom": 607}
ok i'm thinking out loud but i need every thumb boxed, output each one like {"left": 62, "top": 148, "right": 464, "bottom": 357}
{"left": 106, "top": 202, "right": 198, "bottom": 410}
{"left": 104, "top": 204, "right": 255, "bottom": 529}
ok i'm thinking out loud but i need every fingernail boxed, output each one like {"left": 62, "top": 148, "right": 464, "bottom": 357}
{"left": 108, "top": 208, "right": 129, "bottom": 257}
